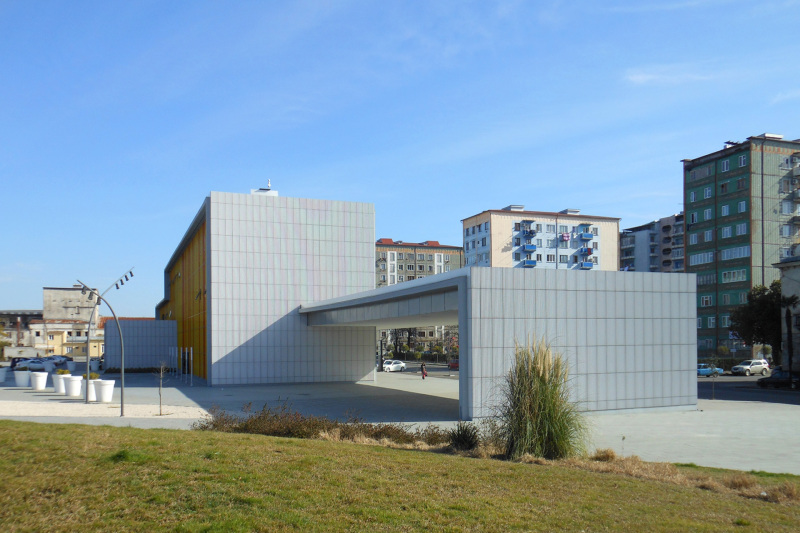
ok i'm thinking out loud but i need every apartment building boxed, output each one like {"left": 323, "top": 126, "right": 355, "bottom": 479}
{"left": 683, "top": 133, "right": 800, "bottom": 357}
{"left": 620, "top": 213, "right": 685, "bottom": 273}
{"left": 461, "top": 206, "right": 619, "bottom": 271}
{"left": 374, "top": 239, "right": 464, "bottom": 353}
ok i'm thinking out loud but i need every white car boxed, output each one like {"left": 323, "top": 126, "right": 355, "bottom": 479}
{"left": 731, "top": 359, "right": 770, "bottom": 376}
{"left": 383, "top": 360, "right": 406, "bottom": 372}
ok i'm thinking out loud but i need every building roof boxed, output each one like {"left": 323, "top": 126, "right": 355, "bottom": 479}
{"left": 461, "top": 208, "right": 620, "bottom": 223}
{"left": 0, "top": 310, "right": 43, "bottom": 316}
{"left": 375, "top": 238, "right": 462, "bottom": 249}
{"left": 98, "top": 316, "right": 155, "bottom": 329}
{"left": 682, "top": 134, "right": 800, "bottom": 166}
{"left": 29, "top": 319, "right": 89, "bottom": 325}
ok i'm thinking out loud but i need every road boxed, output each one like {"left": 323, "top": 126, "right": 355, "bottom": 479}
{"left": 697, "top": 374, "right": 800, "bottom": 405}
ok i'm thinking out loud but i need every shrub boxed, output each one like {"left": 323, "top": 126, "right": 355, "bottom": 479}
{"left": 82, "top": 372, "right": 100, "bottom": 380}
{"left": 56, "top": 369, "right": 71, "bottom": 375}
{"left": 448, "top": 421, "right": 479, "bottom": 451}
{"left": 499, "top": 338, "right": 586, "bottom": 460}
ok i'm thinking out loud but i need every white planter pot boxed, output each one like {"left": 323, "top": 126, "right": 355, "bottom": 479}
{"left": 96, "top": 379, "right": 115, "bottom": 403}
{"left": 53, "top": 374, "right": 70, "bottom": 394}
{"left": 67, "top": 361, "right": 76, "bottom": 372}
{"left": 0, "top": 367, "right": 7, "bottom": 382}
{"left": 65, "top": 376, "right": 83, "bottom": 397}
{"left": 43, "top": 361, "right": 55, "bottom": 373}
{"left": 14, "top": 370, "right": 31, "bottom": 388}
{"left": 31, "top": 371, "right": 49, "bottom": 391}
{"left": 82, "top": 379, "right": 100, "bottom": 402}
{"left": 90, "top": 360, "right": 100, "bottom": 372}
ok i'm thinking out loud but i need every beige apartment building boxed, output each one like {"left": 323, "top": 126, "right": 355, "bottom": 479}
{"left": 461, "top": 206, "right": 620, "bottom": 271}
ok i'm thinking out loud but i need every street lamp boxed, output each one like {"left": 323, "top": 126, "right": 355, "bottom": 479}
{"left": 77, "top": 268, "right": 134, "bottom": 417}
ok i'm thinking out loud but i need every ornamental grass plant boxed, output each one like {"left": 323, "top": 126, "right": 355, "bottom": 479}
{"left": 500, "top": 338, "right": 586, "bottom": 460}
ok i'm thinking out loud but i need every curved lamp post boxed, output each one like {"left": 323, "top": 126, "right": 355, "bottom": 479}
{"left": 77, "top": 268, "right": 134, "bottom": 417}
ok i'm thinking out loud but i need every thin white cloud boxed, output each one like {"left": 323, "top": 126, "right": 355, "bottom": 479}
{"left": 624, "top": 64, "right": 716, "bottom": 85}
{"left": 606, "top": 0, "right": 737, "bottom": 13}
{"left": 771, "top": 89, "right": 800, "bottom": 105}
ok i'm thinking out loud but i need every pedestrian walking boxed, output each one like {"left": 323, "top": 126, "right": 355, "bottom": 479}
{"left": 421, "top": 362, "right": 427, "bottom": 380}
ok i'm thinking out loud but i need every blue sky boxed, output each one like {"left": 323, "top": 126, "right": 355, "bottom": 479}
{"left": 2, "top": 0, "right": 799, "bottom": 317}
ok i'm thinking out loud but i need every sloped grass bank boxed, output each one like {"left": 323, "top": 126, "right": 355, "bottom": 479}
{"left": 0, "top": 420, "right": 799, "bottom": 532}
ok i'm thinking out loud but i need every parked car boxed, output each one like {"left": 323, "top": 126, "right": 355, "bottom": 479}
{"left": 697, "top": 363, "right": 723, "bottom": 377}
{"left": 383, "top": 360, "right": 406, "bottom": 372}
{"left": 731, "top": 359, "right": 770, "bottom": 376}
{"left": 447, "top": 359, "right": 459, "bottom": 370}
{"left": 757, "top": 368, "right": 800, "bottom": 389}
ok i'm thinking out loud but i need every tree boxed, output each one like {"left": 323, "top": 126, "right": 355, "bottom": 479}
{"left": 730, "top": 280, "right": 787, "bottom": 362}
{"left": 0, "top": 325, "right": 11, "bottom": 361}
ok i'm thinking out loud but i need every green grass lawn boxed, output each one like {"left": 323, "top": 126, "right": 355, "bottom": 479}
{"left": 0, "top": 420, "right": 798, "bottom": 532}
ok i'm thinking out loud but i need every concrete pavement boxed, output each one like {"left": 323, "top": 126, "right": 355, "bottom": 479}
{"left": 1, "top": 365, "right": 799, "bottom": 475}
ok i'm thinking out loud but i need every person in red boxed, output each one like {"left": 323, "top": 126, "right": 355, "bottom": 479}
{"left": 420, "top": 362, "right": 427, "bottom": 380}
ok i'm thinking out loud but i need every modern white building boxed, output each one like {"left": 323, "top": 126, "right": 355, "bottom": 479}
{"left": 136, "top": 188, "right": 697, "bottom": 419}
{"left": 461, "top": 206, "right": 620, "bottom": 271}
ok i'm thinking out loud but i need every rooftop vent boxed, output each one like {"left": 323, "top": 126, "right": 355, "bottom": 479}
{"left": 559, "top": 208, "right": 581, "bottom": 215}
{"left": 251, "top": 179, "right": 279, "bottom": 197}
{"left": 502, "top": 205, "right": 525, "bottom": 211}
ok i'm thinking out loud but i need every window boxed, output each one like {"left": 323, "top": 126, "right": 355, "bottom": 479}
{"left": 536, "top": 239, "right": 542, "bottom": 246}
{"left": 701, "top": 295, "right": 712, "bottom": 307}
{"left": 35, "top": 331, "right": 40, "bottom": 337}
{"left": 690, "top": 212, "right": 698, "bottom": 224}
{"left": 708, "top": 316, "right": 716, "bottom": 328}
{"left": 594, "top": 242, "right": 599, "bottom": 250}
{"left": 690, "top": 191, "right": 696, "bottom": 202}
{"left": 389, "top": 275, "right": 396, "bottom": 284}
{"left": 389, "top": 264, "right": 395, "bottom": 273}
{"left": 721, "top": 315, "right": 731, "bottom": 327}
{"left": 721, "top": 205, "right": 729, "bottom": 216}
{"left": 782, "top": 201, "right": 793, "bottom": 215}
{"left": 546, "top": 254, "right": 556, "bottom": 262}
{"left": 704, "top": 230, "right": 713, "bottom": 242}
{"left": 689, "top": 234, "right": 698, "bottom": 245}
{"left": 559, "top": 225, "right": 568, "bottom": 233}
{"left": 380, "top": 275, "right": 386, "bottom": 282}
{"left": 720, "top": 183, "right": 728, "bottom": 194}
{"left": 721, "top": 226, "right": 732, "bottom": 238}
{"left": 547, "top": 238, "right": 556, "bottom": 247}
{"left": 704, "top": 187, "right": 712, "bottom": 199}
{"left": 444, "top": 255, "right": 450, "bottom": 262}
{"left": 782, "top": 178, "right": 792, "bottom": 193}
{"left": 689, "top": 252, "right": 714, "bottom": 266}
{"left": 536, "top": 224, "right": 542, "bottom": 232}
{"left": 514, "top": 238, "right": 521, "bottom": 246}
{"left": 559, "top": 240, "right": 568, "bottom": 249}
{"left": 737, "top": 178, "right": 746, "bottom": 190}
{"left": 428, "top": 265, "right": 433, "bottom": 272}
{"left": 484, "top": 222, "right": 489, "bottom": 231}
{"left": 465, "top": 228, "right": 470, "bottom": 237}
{"left": 592, "top": 227, "right": 598, "bottom": 235}
{"left": 471, "top": 226, "right": 476, "bottom": 235}
{"left": 481, "top": 237, "right": 486, "bottom": 246}
{"left": 406, "top": 253, "right": 413, "bottom": 260}
{"left": 697, "top": 273, "right": 716, "bottom": 285}
{"left": 380, "top": 252, "right": 386, "bottom": 259}
{"left": 417, "top": 265, "right": 424, "bottom": 271}
{"left": 398, "top": 264, "right": 404, "bottom": 271}
{"left": 559, "top": 255, "right": 568, "bottom": 263}
{"left": 721, "top": 160, "right": 729, "bottom": 172}
{"left": 427, "top": 254, "right": 433, "bottom": 261}
{"left": 722, "top": 294, "right": 730, "bottom": 305}
{"left": 48, "top": 335, "right": 54, "bottom": 341}
{"left": 720, "top": 245, "right": 750, "bottom": 261}
{"left": 738, "top": 154, "right": 747, "bottom": 167}
{"left": 781, "top": 224, "right": 792, "bottom": 237}
{"left": 546, "top": 224, "right": 556, "bottom": 233}
{"left": 735, "top": 223, "right": 747, "bottom": 236}
{"left": 536, "top": 254, "right": 542, "bottom": 261}
{"left": 721, "top": 269, "right": 746, "bottom": 283}
{"left": 514, "top": 223, "right": 521, "bottom": 231}
{"left": 389, "top": 252, "right": 396, "bottom": 261}
{"left": 417, "top": 254, "right": 424, "bottom": 260}
{"left": 704, "top": 208, "right": 712, "bottom": 220}
{"left": 738, "top": 200, "right": 746, "bottom": 213}
{"left": 697, "top": 318, "right": 703, "bottom": 329}
{"left": 739, "top": 292, "right": 747, "bottom": 304}
{"left": 477, "top": 224, "right": 481, "bottom": 233}
{"left": 444, "top": 265, "right": 450, "bottom": 272}
{"left": 66, "top": 347, "right": 73, "bottom": 353}
{"left": 514, "top": 253, "right": 521, "bottom": 261}
{"left": 398, "top": 275, "right": 404, "bottom": 282}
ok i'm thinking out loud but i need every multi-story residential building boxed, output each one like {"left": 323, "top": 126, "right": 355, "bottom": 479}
{"left": 375, "top": 239, "right": 464, "bottom": 287}
{"left": 0, "top": 310, "right": 43, "bottom": 348}
{"left": 683, "top": 133, "right": 800, "bottom": 358}
{"left": 620, "top": 213, "right": 685, "bottom": 273}
{"left": 374, "top": 239, "right": 464, "bottom": 355}
{"left": 461, "top": 206, "right": 619, "bottom": 271}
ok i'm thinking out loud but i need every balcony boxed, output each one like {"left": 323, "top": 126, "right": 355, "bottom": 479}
{"left": 578, "top": 247, "right": 592, "bottom": 255}
{"left": 66, "top": 336, "right": 88, "bottom": 344}
{"left": 579, "top": 261, "right": 594, "bottom": 270}
{"left": 672, "top": 226, "right": 684, "bottom": 236}
{"left": 792, "top": 189, "right": 800, "bottom": 202}
{"left": 578, "top": 232, "right": 593, "bottom": 241}
{"left": 662, "top": 247, "right": 672, "bottom": 256}
{"left": 522, "top": 260, "right": 537, "bottom": 268}
{"left": 621, "top": 240, "right": 635, "bottom": 249}
{"left": 522, "top": 244, "right": 537, "bottom": 253}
